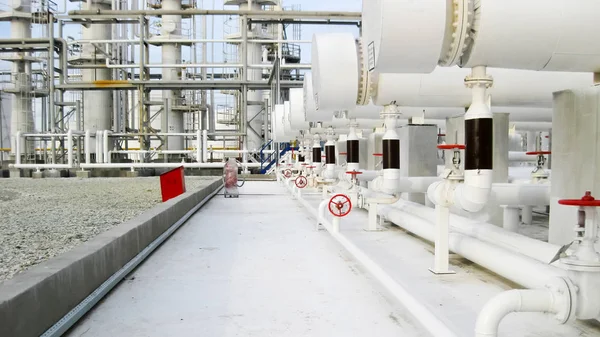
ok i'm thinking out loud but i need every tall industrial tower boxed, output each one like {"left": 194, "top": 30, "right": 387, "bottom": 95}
{"left": 224, "top": 0, "right": 281, "bottom": 152}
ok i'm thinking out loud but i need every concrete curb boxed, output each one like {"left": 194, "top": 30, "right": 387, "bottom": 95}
{"left": 0, "top": 179, "right": 223, "bottom": 337}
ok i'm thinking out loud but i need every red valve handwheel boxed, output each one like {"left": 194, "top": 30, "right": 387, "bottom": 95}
{"left": 283, "top": 169, "right": 292, "bottom": 178}
{"left": 301, "top": 163, "right": 308, "bottom": 166}
{"left": 526, "top": 151, "right": 552, "bottom": 156}
{"left": 345, "top": 170, "right": 363, "bottom": 175}
{"left": 339, "top": 152, "right": 348, "bottom": 155}
{"left": 328, "top": 194, "right": 352, "bottom": 217}
{"left": 437, "top": 144, "right": 466, "bottom": 150}
{"left": 438, "top": 133, "right": 446, "bottom": 137}
{"left": 295, "top": 175, "right": 308, "bottom": 189}
{"left": 558, "top": 191, "right": 600, "bottom": 207}
{"left": 373, "top": 153, "right": 383, "bottom": 157}
{"left": 306, "top": 165, "right": 316, "bottom": 169}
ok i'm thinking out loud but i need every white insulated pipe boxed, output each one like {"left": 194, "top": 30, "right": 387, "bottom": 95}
{"left": 379, "top": 204, "right": 566, "bottom": 289}
{"left": 503, "top": 206, "right": 521, "bottom": 233}
{"left": 80, "top": 162, "right": 260, "bottom": 169}
{"left": 475, "top": 288, "right": 565, "bottom": 337}
{"left": 308, "top": 200, "right": 459, "bottom": 337}
{"left": 385, "top": 199, "right": 561, "bottom": 264}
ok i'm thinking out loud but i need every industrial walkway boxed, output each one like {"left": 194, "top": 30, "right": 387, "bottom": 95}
{"left": 66, "top": 182, "right": 427, "bottom": 337}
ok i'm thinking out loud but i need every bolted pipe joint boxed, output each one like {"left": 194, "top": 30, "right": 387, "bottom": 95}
{"left": 475, "top": 277, "right": 573, "bottom": 337}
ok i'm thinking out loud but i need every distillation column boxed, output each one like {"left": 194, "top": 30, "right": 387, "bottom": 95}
{"left": 161, "top": 0, "right": 184, "bottom": 151}
{"left": 9, "top": 0, "right": 33, "bottom": 157}
{"left": 82, "top": 0, "right": 113, "bottom": 153}
{"left": 226, "top": 0, "right": 277, "bottom": 152}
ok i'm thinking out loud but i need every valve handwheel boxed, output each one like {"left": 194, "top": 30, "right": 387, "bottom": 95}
{"left": 339, "top": 152, "right": 347, "bottom": 156}
{"left": 526, "top": 151, "right": 552, "bottom": 156}
{"left": 328, "top": 194, "right": 352, "bottom": 217}
{"left": 373, "top": 153, "right": 383, "bottom": 157}
{"left": 558, "top": 191, "right": 600, "bottom": 207}
{"left": 283, "top": 169, "right": 292, "bottom": 178}
{"left": 295, "top": 175, "right": 308, "bottom": 189}
{"left": 437, "top": 144, "right": 466, "bottom": 150}
{"left": 346, "top": 170, "right": 363, "bottom": 181}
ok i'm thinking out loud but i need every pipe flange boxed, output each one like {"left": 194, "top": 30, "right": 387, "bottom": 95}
{"left": 356, "top": 38, "right": 371, "bottom": 105}
{"left": 545, "top": 277, "right": 575, "bottom": 324}
{"left": 439, "top": 0, "right": 474, "bottom": 66}
{"left": 464, "top": 76, "right": 494, "bottom": 88}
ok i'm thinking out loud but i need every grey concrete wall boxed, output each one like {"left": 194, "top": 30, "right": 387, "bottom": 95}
{"left": 0, "top": 179, "right": 222, "bottom": 337}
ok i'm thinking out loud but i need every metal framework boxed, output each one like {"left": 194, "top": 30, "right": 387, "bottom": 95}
{"left": 0, "top": 0, "right": 360, "bottom": 172}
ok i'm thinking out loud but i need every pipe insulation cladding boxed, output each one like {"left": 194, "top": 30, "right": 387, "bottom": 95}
{"left": 461, "top": 0, "right": 600, "bottom": 72}
{"left": 312, "top": 147, "right": 322, "bottom": 163}
{"left": 311, "top": 33, "right": 360, "bottom": 111}
{"left": 289, "top": 88, "right": 309, "bottom": 129}
{"left": 362, "top": 0, "right": 600, "bottom": 72}
{"left": 310, "top": 32, "right": 592, "bottom": 109}
{"left": 361, "top": 0, "right": 447, "bottom": 74}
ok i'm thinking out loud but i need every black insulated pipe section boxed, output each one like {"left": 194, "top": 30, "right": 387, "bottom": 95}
{"left": 325, "top": 145, "right": 335, "bottom": 164}
{"left": 382, "top": 139, "right": 400, "bottom": 169}
{"left": 347, "top": 139, "right": 359, "bottom": 163}
{"left": 465, "top": 118, "right": 493, "bottom": 170}
{"left": 298, "top": 155, "right": 305, "bottom": 162}
{"left": 312, "top": 147, "right": 322, "bottom": 163}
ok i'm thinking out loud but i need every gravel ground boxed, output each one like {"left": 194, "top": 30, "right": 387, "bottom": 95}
{"left": 0, "top": 176, "right": 220, "bottom": 282}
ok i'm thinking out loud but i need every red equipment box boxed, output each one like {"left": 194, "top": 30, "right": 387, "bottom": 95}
{"left": 160, "top": 166, "right": 186, "bottom": 202}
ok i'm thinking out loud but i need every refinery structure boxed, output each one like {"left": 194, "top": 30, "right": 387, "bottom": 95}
{"left": 3, "top": 1, "right": 600, "bottom": 337}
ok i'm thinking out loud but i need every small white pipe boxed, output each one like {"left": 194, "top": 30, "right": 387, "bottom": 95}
{"left": 202, "top": 129, "right": 208, "bottom": 163}
{"left": 196, "top": 129, "right": 201, "bottom": 163}
{"left": 503, "top": 206, "right": 521, "bottom": 233}
{"left": 67, "top": 129, "right": 73, "bottom": 167}
{"left": 475, "top": 289, "right": 560, "bottom": 337}
{"left": 509, "top": 151, "right": 537, "bottom": 162}
{"left": 103, "top": 130, "right": 110, "bottom": 163}
{"left": 311, "top": 199, "right": 458, "bottom": 337}
{"left": 15, "top": 131, "right": 21, "bottom": 165}
{"left": 96, "top": 130, "right": 103, "bottom": 164}
{"left": 12, "top": 164, "right": 71, "bottom": 169}
{"left": 80, "top": 163, "right": 261, "bottom": 169}
{"left": 85, "top": 130, "right": 91, "bottom": 164}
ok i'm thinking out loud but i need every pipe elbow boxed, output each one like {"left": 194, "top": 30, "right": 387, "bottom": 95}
{"left": 427, "top": 180, "right": 446, "bottom": 206}
{"left": 454, "top": 171, "right": 492, "bottom": 213}
{"left": 475, "top": 289, "right": 553, "bottom": 337}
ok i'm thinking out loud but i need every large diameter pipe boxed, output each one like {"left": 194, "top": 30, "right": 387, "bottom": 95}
{"left": 378, "top": 203, "right": 566, "bottom": 289}
{"left": 385, "top": 199, "right": 561, "bottom": 264}
{"left": 489, "top": 183, "right": 550, "bottom": 206}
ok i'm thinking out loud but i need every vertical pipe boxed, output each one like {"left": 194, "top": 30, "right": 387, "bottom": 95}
{"left": 202, "top": 129, "right": 208, "bottom": 162}
{"left": 67, "top": 129, "right": 73, "bottom": 167}
{"left": 382, "top": 111, "right": 400, "bottom": 195}
{"left": 347, "top": 122, "right": 360, "bottom": 172}
{"left": 196, "top": 129, "right": 202, "bottom": 163}
{"left": 15, "top": 131, "right": 21, "bottom": 165}
{"left": 85, "top": 130, "right": 91, "bottom": 164}
{"left": 103, "top": 130, "right": 110, "bottom": 163}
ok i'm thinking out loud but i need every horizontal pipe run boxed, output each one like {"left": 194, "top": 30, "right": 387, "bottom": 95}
{"left": 378, "top": 203, "right": 566, "bottom": 289}
{"left": 80, "top": 163, "right": 261, "bottom": 169}
{"left": 385, "top": 199, "right": 561, "bottom": 264}
{"left": 68, "top": 9, "right": 362, "bottom": 20}
{"left": 284, "top": 190, "right": 458, "bottom": 337}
